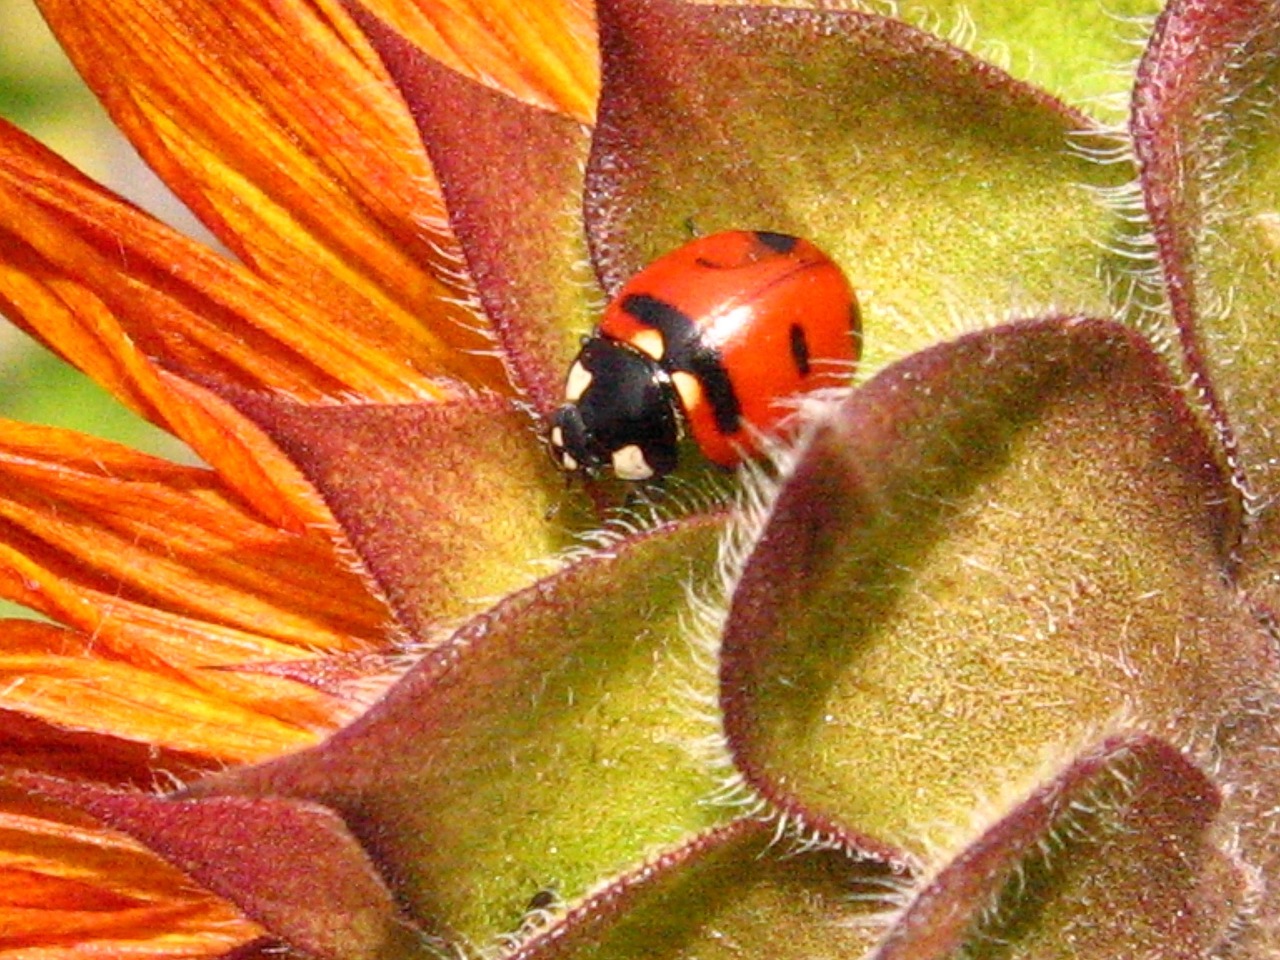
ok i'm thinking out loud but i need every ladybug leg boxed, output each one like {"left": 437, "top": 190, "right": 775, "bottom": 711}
{"left": 621, "top": 484, "right": 644, "bottom": 512}
{"left": 621, "top": 476, "right": 667, "bottom": 511}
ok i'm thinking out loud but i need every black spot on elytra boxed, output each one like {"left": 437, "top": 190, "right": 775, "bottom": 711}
{"left": 622, "top": 293, "right": 743, "bottom": 433}
{"left": 754, "top": 231, "right": 798, "bottom": 253}
{"left": 790, "top": 323, "right": 811, "bottom": 376}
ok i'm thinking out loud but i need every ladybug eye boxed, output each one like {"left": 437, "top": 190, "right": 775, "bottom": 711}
{"left": 548, "top": 405, "right": 594, "bottom": 473}
{"left": 547, "top": 423, "right": 578, "bottom": 472}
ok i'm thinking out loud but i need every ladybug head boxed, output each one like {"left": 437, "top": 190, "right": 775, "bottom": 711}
{"left": 548, "top": 337, "right": 681, "bottom": 482}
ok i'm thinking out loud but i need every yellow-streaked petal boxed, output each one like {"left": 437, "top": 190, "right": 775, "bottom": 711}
{"left": 0, "top": 558, "right": 360, "bottom": 735}
{"left": 1, "top": 622, "right": 322, "bottom": 763}
{"left": 35, "top": 0, "right": 510, "bottom": 392}
{"left": 0, "top": 119, "right": 486, "bottom": 518}
{"left": 0, "top": 119, "right": 484, "bottom": 401}
{"left": 362, "top": 0, "right": 600, "bottom": 119}
{"left": 148, "top": 370, "right": 335, "bottom": 533}
{"left": 0, "top": 788, "right": 260, "bottom": 956}
{"left": 0, "top": 260, "right": 333, "bottom": 525}
{"left": 0, "top": 423, "right": 394, "bottom": 736}
{"left": 0, "top": 422, "right": 389, "bottom": 652}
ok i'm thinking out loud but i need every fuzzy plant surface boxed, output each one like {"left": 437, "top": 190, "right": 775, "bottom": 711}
{"left": 0, "top": 0, "right": 1278, "bottom": 957}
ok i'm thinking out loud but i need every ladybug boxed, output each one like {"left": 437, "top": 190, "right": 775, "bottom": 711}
{"left": 548, "top": 230, "right": 860, "bottom": 480}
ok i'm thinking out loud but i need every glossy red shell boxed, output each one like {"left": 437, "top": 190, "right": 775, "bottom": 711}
{"left": 599, "top": 230, "right": 860, "bottom": 467}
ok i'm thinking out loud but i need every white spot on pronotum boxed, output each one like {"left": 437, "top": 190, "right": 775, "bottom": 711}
{"left": 565, "top": 361, "right": 593, "bottom": 402}
{"left": 560, "top": 452, "right": 579, "bottom": 471}
{"left": 611, "top": 444, "right": 654, "bottom": 480}
{"left": 630, "top": 329, "right": 665, "bottom": 360}
{"left": 672, "top": 370, "right": 703, "bottom": 413}
{"left": 550, "top": 426, "right": 565, "bottom": 449}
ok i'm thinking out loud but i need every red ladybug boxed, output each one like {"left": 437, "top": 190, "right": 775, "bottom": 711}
{"left": 548, "top": 230, "right": 861, "bottom": 481}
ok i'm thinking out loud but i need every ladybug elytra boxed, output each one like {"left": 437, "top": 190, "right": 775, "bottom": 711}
{"left": 549, "top": 230, "right": 860, "bottom": 481}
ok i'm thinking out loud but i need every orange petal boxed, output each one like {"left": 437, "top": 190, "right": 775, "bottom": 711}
{"left": 35, "top": 0, "right": 509, "bottom": 391}
{"left": 0, "top": 623, "right": 323, "bottom": 764}
{"left": 148, "top": 370, "right": 336, "bottom": 533}
{"left": 363, "top": 0, "right": 600, "bottom": 120}
{"left": 0, "top": 422, "right": 390, "bottom": 652}
{"left": 0, "top": 422, "right": 395, "bottom": 735}
{"left": 0, "top": 120, "right": 486, "bottom": 516}
{"left": 0, "top": 787, "right": 260, "bottom": 956}
{"left": 0, "top": 567, "right": 358, "bottom": 747}
{"left": 0, "top": 119, "right": 479, "bottom": 398}
{"left": 0, "top": 705, "right": 215, "bottom": 786}
{"left": 0, "top": 559, "right": 363, "bottom": 732}
{"left": 0, "top": 249, "right": 331, "bottom": 524}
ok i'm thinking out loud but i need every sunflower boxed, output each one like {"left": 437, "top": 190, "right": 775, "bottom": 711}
{"left": 2, "top": 0, "right": 1279, "bottom": 958}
